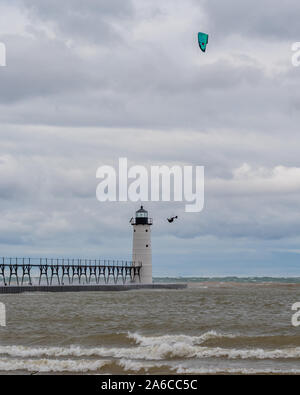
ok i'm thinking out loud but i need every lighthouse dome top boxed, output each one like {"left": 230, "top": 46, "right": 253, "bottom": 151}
{"left": 130, "top": 206, "right": 153, "bottom": 225}
{"left": 136, "top": 205, "right": 148, "bottom": 218}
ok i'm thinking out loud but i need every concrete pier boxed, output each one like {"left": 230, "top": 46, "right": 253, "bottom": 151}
{"left": 0, "top": 283, "right": 187, "bottom": 294}
{"left": 0, "top": 257, "right": 143, "bottom": 286}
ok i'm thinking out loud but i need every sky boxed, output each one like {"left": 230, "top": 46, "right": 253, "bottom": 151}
{"left": 0, "top": 0, "right": 300, "bottom": 277}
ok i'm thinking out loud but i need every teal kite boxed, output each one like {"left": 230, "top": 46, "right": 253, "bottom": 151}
{"left": 198, "top": 32, "right": 209, "bottom": 52}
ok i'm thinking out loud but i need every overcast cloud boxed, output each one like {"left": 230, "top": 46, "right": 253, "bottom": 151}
{"left": 0, "top": 0, "right": 300, "bottom": 276}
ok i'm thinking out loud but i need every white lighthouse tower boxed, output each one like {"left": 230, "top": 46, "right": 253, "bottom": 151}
{"left": 130, "top": 206, "right": 153, "bottom": 284}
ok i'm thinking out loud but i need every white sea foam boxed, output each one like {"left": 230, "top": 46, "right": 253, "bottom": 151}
{"left": 1, "top": 331, "right": 299, "bottom": 363}
{"left": 1, "top": 343, "right": 300, "bottom": 361}
{"left": 0, "top": 344, "right": 162, "bottom": 360}
{"left": 0, "top": 357, "right": 110, "bottom": 373}
{"left": 1, "top": 355, "right": 299, "bottom": 374}
{"left": 174, "top": 366, "right": 300, "bottom": 375}
{"left": 193, "top": 346, "right": 300, "bottom": 360}
{"left": 127, "top": 330, "right": 232, "bottom": 346}
{"left": 118, "top": 359, "right": 165, "bottom": 372}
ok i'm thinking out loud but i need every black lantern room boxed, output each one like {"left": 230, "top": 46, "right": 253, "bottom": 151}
{"left": 130, "top": 206, "right": 153, "bottom": 225}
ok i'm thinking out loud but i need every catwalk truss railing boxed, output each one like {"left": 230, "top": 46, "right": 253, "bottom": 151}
{"left": 0, "top": 258, "right": 142, "bottom": 286}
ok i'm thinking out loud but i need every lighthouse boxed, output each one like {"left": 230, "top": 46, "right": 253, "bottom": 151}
{"left": 130, "top": 206, "right": 153, "bottom": 284}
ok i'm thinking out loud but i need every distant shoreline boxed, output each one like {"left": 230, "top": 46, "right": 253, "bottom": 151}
{"left": 154, "top": 277, "right": 300, "bottom": 284}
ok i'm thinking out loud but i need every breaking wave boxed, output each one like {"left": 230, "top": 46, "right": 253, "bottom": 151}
{"left": 0, "top": 357, "right": 110, "bottom": 373}
{"left": 127, "top": 330, "right": 231, "bottom": 346}
{"left": 1, "top": 331, "right": 300, "bottom": 367}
